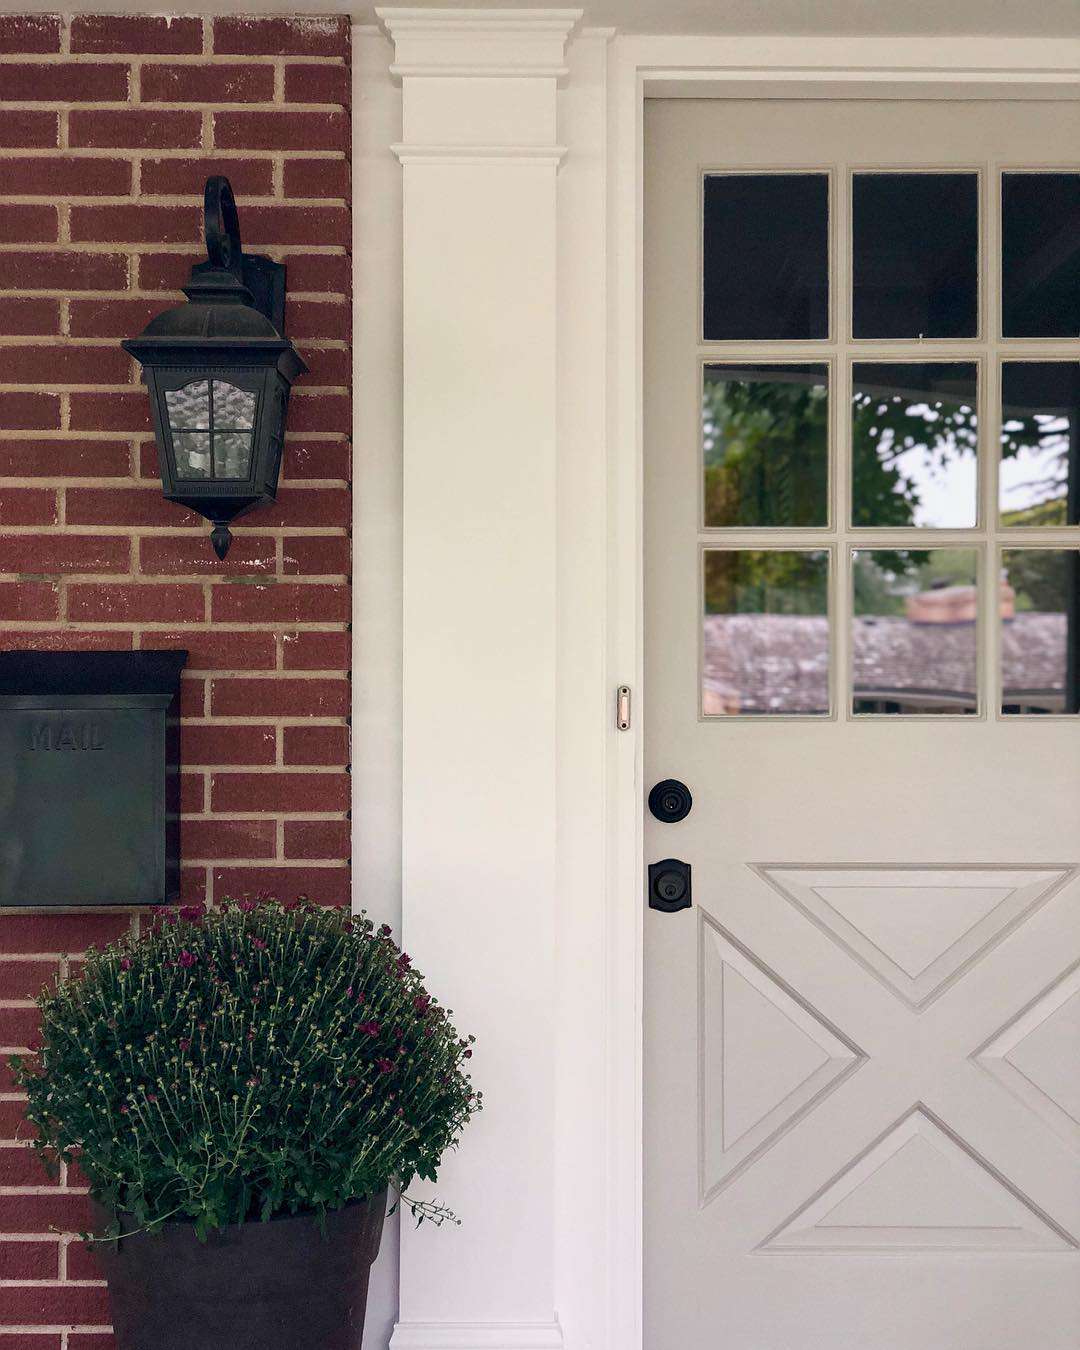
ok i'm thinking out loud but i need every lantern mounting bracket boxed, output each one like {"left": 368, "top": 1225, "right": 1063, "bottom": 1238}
{"left": 188, "top": 176, "right": 287, "bottom": 334}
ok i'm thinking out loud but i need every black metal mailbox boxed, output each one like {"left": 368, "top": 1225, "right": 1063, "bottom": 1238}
{"left": 0, "top": 651, "right": 186, "bottom": 907}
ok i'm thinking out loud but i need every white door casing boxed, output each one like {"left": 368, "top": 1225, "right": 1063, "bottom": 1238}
{"left": 643, "top": 97, "right": 1080, "bottom": 1347}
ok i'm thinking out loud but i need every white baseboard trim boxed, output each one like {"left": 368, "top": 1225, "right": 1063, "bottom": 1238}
{"left": 389, "top": 1322, "right": 564, "bottom": 1350}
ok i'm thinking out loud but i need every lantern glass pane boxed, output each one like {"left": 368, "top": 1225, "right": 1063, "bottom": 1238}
{"left": 214, "top": 431, "right": 253, "bottom": 480}
{"left": 173, "top": 431, "right": 211, "bottom": 479}
{"left": 165, "top": 380, "right": 210, "bottom": 429}
{"left": 212, "top": 381, "right": 256, "bottom": 429}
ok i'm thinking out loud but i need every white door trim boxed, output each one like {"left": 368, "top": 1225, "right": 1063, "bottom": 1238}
{"left": 354, "top": 17, "right": 1080, "bottom": 1350}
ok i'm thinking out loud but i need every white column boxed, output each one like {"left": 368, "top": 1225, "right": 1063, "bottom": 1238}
{"left": 378, "top": 10, "right": 580, "bottom": 1349}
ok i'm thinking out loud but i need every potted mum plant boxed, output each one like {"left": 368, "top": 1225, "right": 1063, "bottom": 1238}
{"left": 11, "top": 897, "right": 479, "bottom": 1350}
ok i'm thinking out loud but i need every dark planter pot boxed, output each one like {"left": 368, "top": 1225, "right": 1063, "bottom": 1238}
{"left": 91, "top": 1191, "right": 386, "bottom": 1350}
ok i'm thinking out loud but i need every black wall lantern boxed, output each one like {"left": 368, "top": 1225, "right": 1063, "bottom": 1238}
{"left": 123, "top": 177, "right": 307, "bottom": 558}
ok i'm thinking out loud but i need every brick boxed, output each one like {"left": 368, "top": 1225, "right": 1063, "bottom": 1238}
{"left": 283, "top": 253, "right": 349, "bottom": 294}
{"left": 0, "top": 1144, "right": 55, "bottom": 1186}
{"left": 0, "top": 581, "right": 58, "bottom": 620}
{"left": 281, "top": 535, "right": 350, "bottom": 576}
{"left": 211, "top": 676, "right": 348, "bottom": 717}
{"left": 296, "top": 348, "right": 350, "bottom": 386}
{"left": 287, "top": 299, "right": 350, "bottom": 341}
{"left": 0, "top": 1237, "right": 59, "bottom": 1280}
{"left": 143, "top": 62, "right": 275, "bottom": 104}
{"left": 140, "top": 629, "right": 276, "bottom": 671}
{"left": 180, "top": 866, "right": 208, "bottom": 904}
{"left": 0, "top": 1099, "right": 32, "bottom": 1138}
{"left": 281, "top": 630, "right": 350, "bottom": 670}
{"left": 284, "top": 819, "right": 350, "bottom": 859}
{"left": 178, "top": 676, "right": 205, "bottom": 719}
{"left": 0, "top": 61, "right": 129, "bottom": 102}
{"left": 282, "top": 440, "right": 349, "bottom": 483}
{"left": 215, "top": 110, "right": 348, "bottom": 153}
{"left": 139, "top": 534, "right": 276, "bottom": 576}
{"left": 69, "top": 297, "right": 163, "bottom": 339}
{"left": 0, "top": 629, "right": 134, "bottom": 653}
{"left": 250, "top": 488, "right": 351, "bottom": 529}
{"left": 211, "top": 770, "right": 349, "bottom": 813}
{"left": 68, "top": 393, "right": 152, "bottom": 434}
{"left": 283, "top": 157, "right": 349, "bottom": 200}
{"left": 0, "top": 1283, "right": 111, "bottom": 1325}
{"left": 213, "top": 864, "right": 349, "bottom": 905}
{"left": 0, "top": 913, "right": 129, "bottom": 955}
{"left": 0, "top": 960, "right": 57, "bottom": 999}
{"left": 0, "top": 250, "right": 128, "bottom": 292}
{"left": 71, "top": 203, "right": 202, "bottom": 246}
{"left": 0, "top": 204, "right": 58, "bottom": 244}
{"left": 242, "top": 205, "right": 349, "bottom": 247}
{"left": 0, "top": 1334, "right": 59, "bottom": 1350}
{"left": 283, "top": 724, "right": 349, "bottom": 766}
{"left": 65, "top": 1236, "right": 106, "bottom": 1280}
{"left": 0, "top": 487, "right": 57, "bottom": 526}
{"left": 0, "top": 1005, "right": 40, "bottom": 1047}
{"left": 0, "top": 535, "right": 129, "bottom": 575}
{"left": 183, "top": 818, "right": 277, "bottom": 859}
{"left": 181, "top": 723, "right": 276, "bottom": 766}
{"left": 0, "top": 393, "right": 60, "bottom": 431}
{"left": 0, "top": 156, "right": 132, "bottom": 197}
{"left": 69, "top": 1337, "right": 116, "bottom": 1350}
{"left": 213, "top": 15, "right": 349, "bottom": 57}
{"left": 136, "top": 250, "right": 201, "bottom": 292}
{"left": 67, "top": 488, "right": 197, "bottom": 527}
{"left": 181, "top": 772, "right": 206, "bottom": 813}
{"left": 288, "top": 393, "right": 350, "bottom": 434}
{"left": 0, "top": 110, "right": 58, "bottom": 149}
{"left": 68, "top": 583, "right": 205, "bottom": 624}
{"left": 141, "top": 156, "right": 274, "bottom": 199}
{"left": 1, "top": 344, "right": 130, "bottom": 385}
{"left": 211, "top": 582, "right": 348, "bottom": 623}
{"left": 0, "top": 439, "right": 130, "bottom": 478}
{"left": 70, "top": 108, "right": 202, "bottom": 150}
{"left": 72, "top": 14, "right": 204, "bottom": 55}
{"left": 0, "top": 15, "right": 60, "bottom": 53}
{"left": 284, "top": 63, "right": 351, "bottom": 105}
{"left": 0, "top": 297, "right": 60, "bottom": 336}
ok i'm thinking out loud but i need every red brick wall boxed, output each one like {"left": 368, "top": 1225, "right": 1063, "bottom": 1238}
{"left": 0, "top": 14, "right": 352, "bottom": 1344}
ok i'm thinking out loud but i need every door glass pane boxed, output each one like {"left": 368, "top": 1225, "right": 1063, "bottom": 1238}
{"left": 852, "top": 173, "right": 978, "bottom": 339}
{"left": 703, "top": 364, "right": 829, "bottom": 527}
{"left": 1001, "top": 548, "right": 1080, "bottom": 714}
{"left": 851, "top": 363, "right": 978, "bottom": 528}
{"left": 703, "top": 549, "right": 829, "bottom": 716}
{"left": 853, "top": 549, "right": 978, "bottom": 714}
{"left": 703, "top": 174, "right": 829, "bottom": 340}
{"left": 1000, "top": 362, "right": 1080, "bottom": 526}
{"left": 1002, "top": 173, "right": 1080, "bottom": 338}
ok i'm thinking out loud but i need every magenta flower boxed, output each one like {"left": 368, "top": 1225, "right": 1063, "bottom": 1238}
{"left": 375, "top": 1058, "right": 394, "bottom": 1074}
{"left": 179, "top": 904, "right": 205, "bottom": 924}
{"left": 413, "top": 995, "right": 430, "bottom": 1015}
{"left": 252, "top": 938, "right": 267, "bottom": 951}
{"left": 178, "top": 1037, "right": 191, "bottom": 1052}
{"left": 119, "top": 958, "right": 132, "bottom": 972}
{"left": 357, "top": 1020, "right": 380, "bottom": 1037}
{"left": 177, "top": 950, "right": 197, "bottom": 969}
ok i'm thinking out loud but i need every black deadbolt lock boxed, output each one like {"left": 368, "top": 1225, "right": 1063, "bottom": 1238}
{"left": 648, "top": 858, "right": 691, "bottom": 913}
{"left": 648, "top": 778, "right": 692, "bottom": 823}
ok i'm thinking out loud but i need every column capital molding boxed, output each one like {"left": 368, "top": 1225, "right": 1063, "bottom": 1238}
{"left": 376, "top": 6, "right": 582, "bottom": 79}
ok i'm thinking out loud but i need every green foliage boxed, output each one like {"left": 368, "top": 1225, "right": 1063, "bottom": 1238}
{"left": 10, "top": 899, "right": 479, "bottom": 1241}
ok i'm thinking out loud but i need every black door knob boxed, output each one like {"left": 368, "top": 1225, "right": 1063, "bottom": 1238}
{"left": 648, "top": 779, "right": 692, "bottom": 823}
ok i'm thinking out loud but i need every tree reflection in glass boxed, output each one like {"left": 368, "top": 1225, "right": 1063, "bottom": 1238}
{"left": 999, "top": 363, "right": 1080, "bottom": 527}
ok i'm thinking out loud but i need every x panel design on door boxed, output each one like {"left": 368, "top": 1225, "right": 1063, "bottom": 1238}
{"left": 644, "top": 98, "right": 1080, "bottom": 1350}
